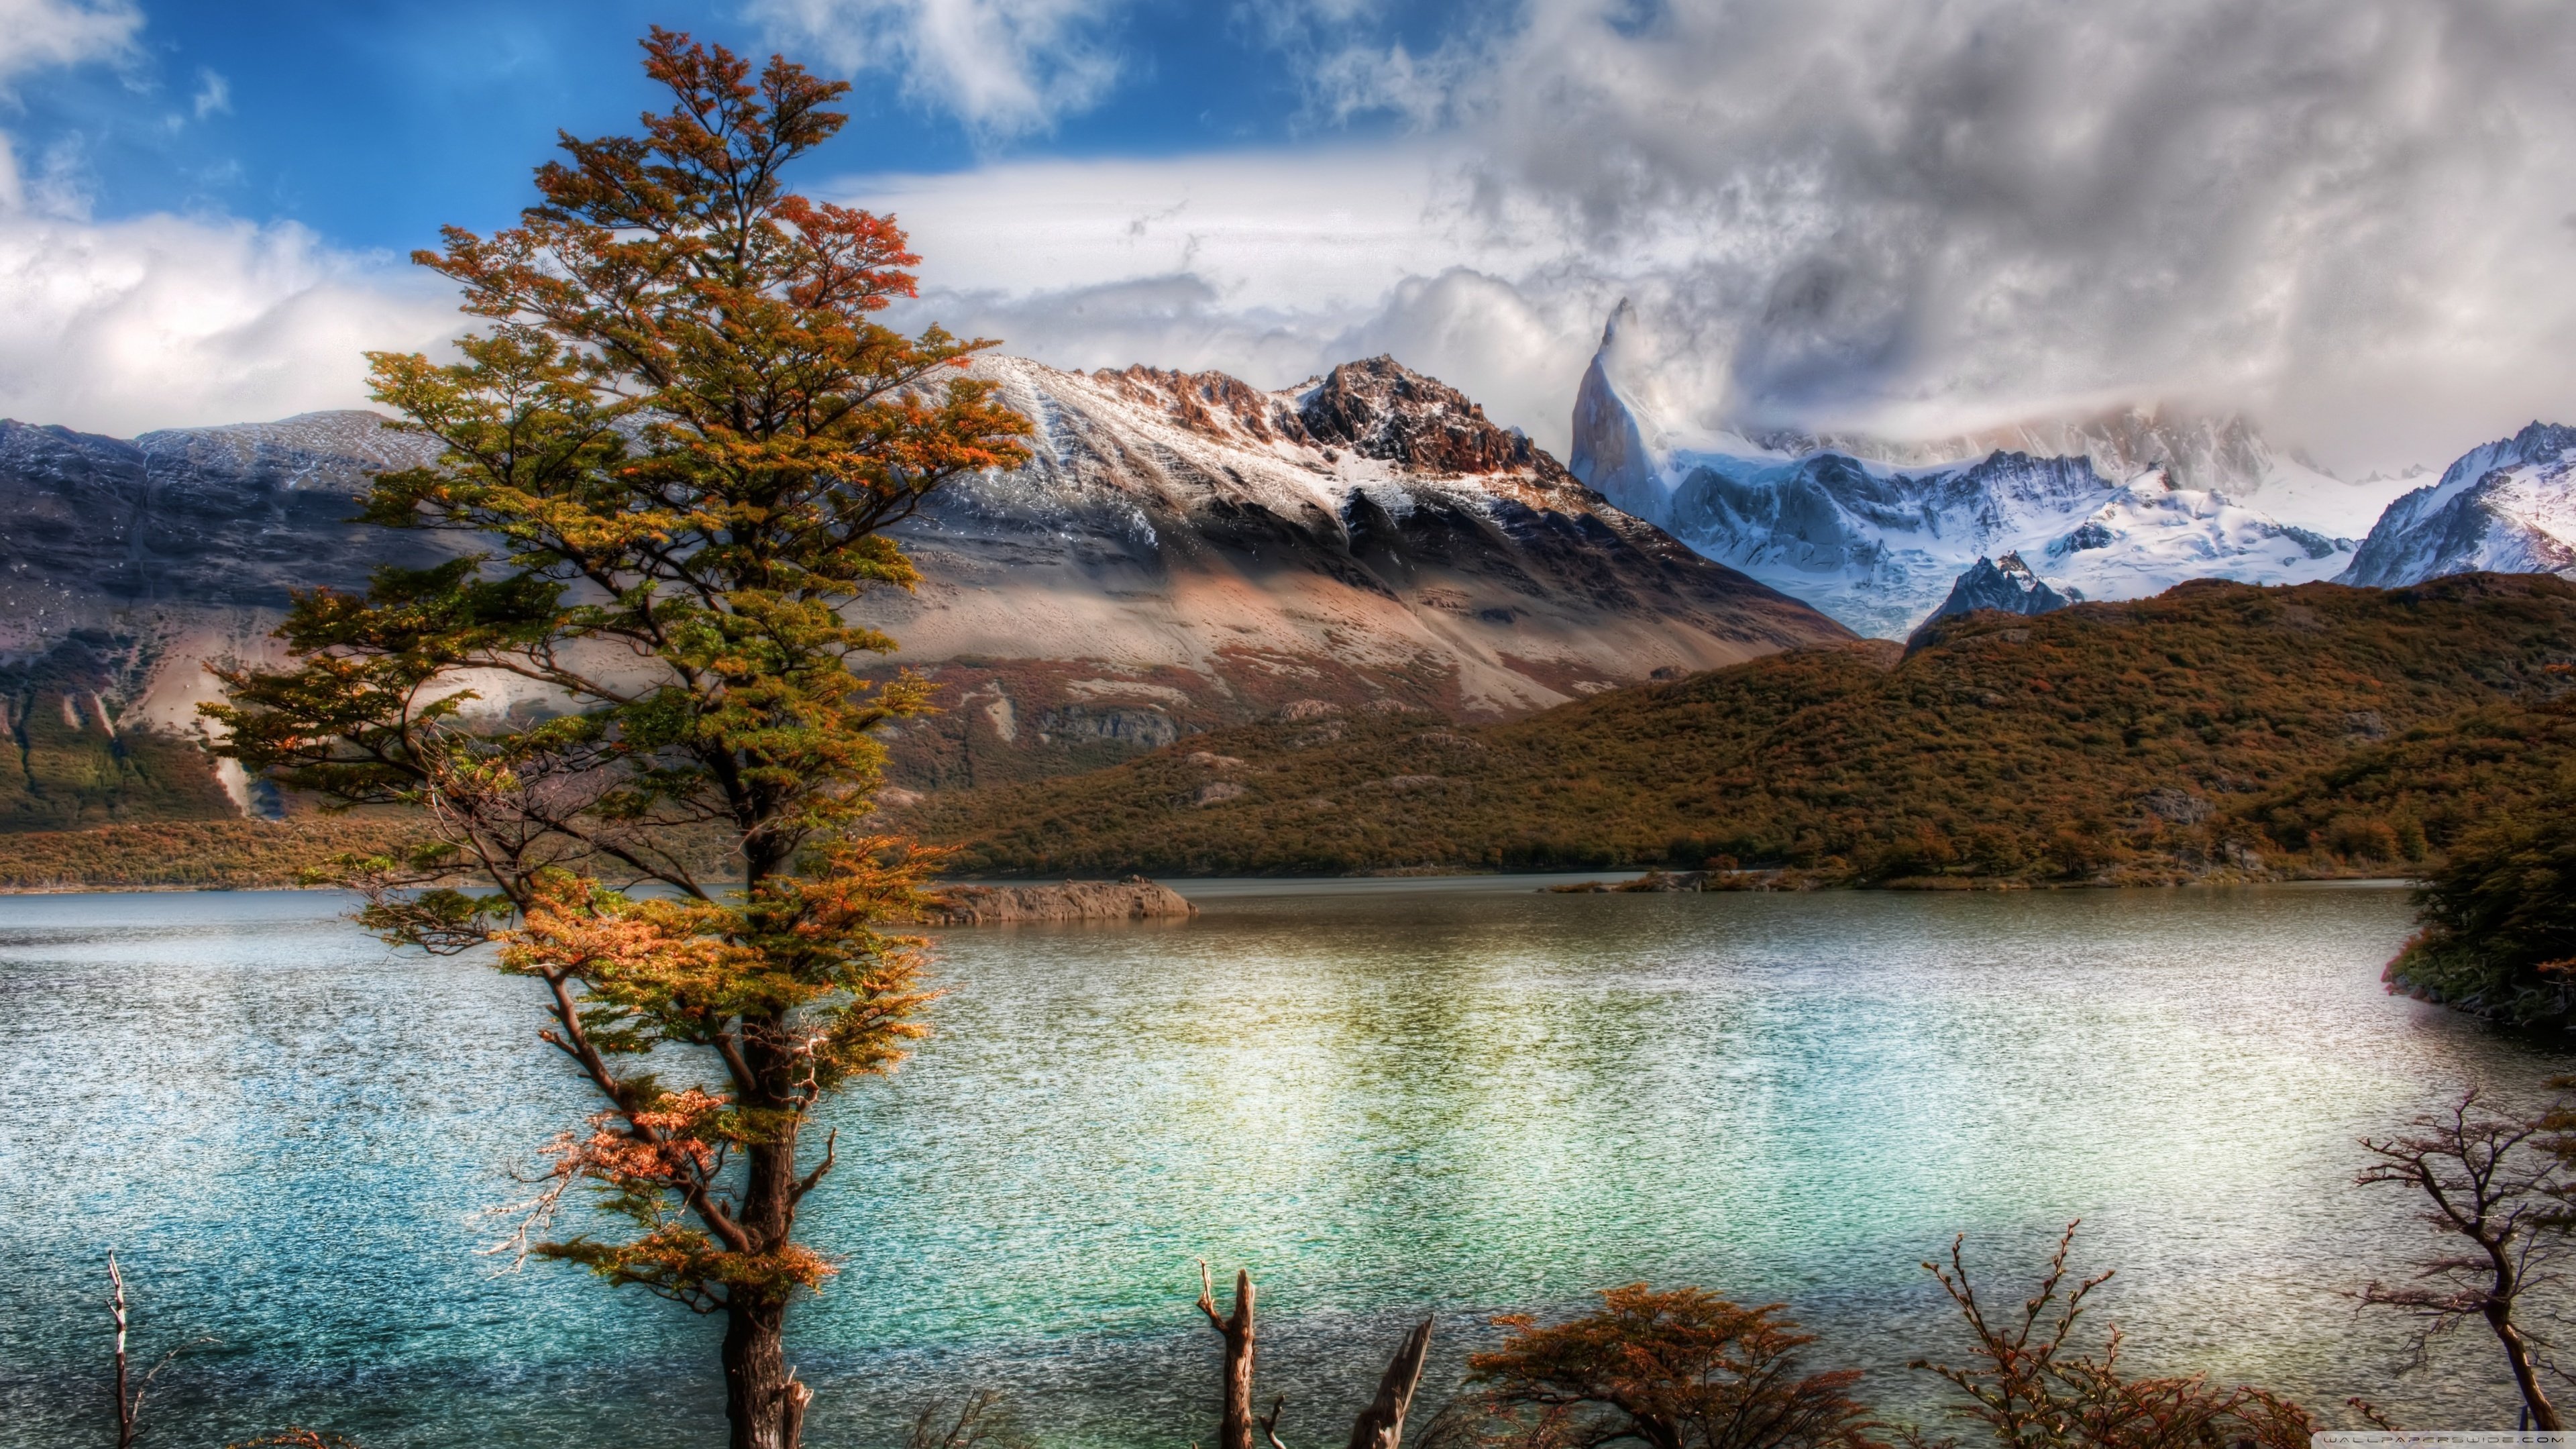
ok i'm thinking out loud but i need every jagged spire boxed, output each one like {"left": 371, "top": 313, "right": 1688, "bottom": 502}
{"left": 1600, "top": 297, "right": 1636, "bottom": 349}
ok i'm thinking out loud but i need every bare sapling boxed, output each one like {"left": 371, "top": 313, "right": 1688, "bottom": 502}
{"left": 1911, "top": 1223, "right": 2312, "bottom": 1449}
{"left": 2357, "top": 1087, "right": 2567, "bottom": 1430}
{"left": 105, "top": 1254, "right": 206, "bottom": 1449}
{"left": 905, "top": 1390, "right": 1026, "bottom": 1449}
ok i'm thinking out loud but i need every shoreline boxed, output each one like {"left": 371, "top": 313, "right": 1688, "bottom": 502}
{"left": 0, "top": 872, "right": 2422, "bottom": 901}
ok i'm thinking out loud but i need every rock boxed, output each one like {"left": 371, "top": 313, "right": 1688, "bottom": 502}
{"left": 1193, "top": 781, "right": 1247, "bottom": 806}
{"left": 2135, "top": 787, "right": 2214, "bottom": 824}
{"left": 1906, "top": 553, "right": 2079, "bottom": 651}
{"left": 1615, "top": 869, "right": 1709, "bottom": 892}
{"left": 929, "top": 875, "right": 1198, "bottom": 924}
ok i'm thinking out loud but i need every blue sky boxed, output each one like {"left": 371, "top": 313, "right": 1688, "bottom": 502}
{"left": 3, "top": 0, "right": 2575, "bottom": 476}
{"left": 13, "top": 1, "right": 1473, "bottom": 253}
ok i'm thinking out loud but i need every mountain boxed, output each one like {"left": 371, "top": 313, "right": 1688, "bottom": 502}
{"left": 1567, "top": 302, "right": 2420, "bottom": 638}
{"left": 0, "top": 359, "right": 1851, "bottom": 824}
{"left": 846, "top": 355, "right": 1851, "bottom": 789}
{"left": 1907, "top": 553, "right": 2077, "bottom": 646}
{"left": 2338, "top": 423, "right": 2576, "bottom": 587}
{"left": 900, "top": 572, "right": 2576, "bottom": 882}
{"left": 0, "top": 410, "right": 458, "bottom": 823}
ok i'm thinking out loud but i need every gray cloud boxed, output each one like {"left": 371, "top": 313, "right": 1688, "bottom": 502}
{"left": 1401, "top": 0, "right": 2576, "bottom": 468}
{"left": 845, "top": 0, "right": 2576, "bottom": 472}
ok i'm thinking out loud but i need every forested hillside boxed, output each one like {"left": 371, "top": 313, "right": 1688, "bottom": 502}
{"left": 904, "top": 574, "right": 2576, "bottom": 882}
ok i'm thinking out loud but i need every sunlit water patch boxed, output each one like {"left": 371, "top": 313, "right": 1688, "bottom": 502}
{"left": 0, "top": 881, "right": 2563, "bottom": 1448}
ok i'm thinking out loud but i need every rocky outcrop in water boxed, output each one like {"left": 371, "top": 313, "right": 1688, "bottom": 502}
{"left": 929, "top": 875, "right": 1199, "bottom": 924}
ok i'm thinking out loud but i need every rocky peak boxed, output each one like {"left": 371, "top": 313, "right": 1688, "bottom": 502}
{"left": 1091, "top": 367, "right": 1307, "bottom": 447}
{"left": 1297, "top": 356, "right": 1560, "bottom": 478}
{"left": 1907, "top": 551, "right": 2081, "bottom": 649}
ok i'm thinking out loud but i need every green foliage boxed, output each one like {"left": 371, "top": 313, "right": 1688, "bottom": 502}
{"left": 910, "top": 575, "right": 2576, "bottom": 882}
{"left": 2383, "top": 788, "right": 2576, "bottom": 1026}
{"left": 198, "top": 31, "right": 1029, "bottom": 1442}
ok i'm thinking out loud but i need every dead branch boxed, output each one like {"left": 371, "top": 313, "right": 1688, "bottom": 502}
{"left": 1349, "top": 1318, "right": 1436, "bottom": 1449}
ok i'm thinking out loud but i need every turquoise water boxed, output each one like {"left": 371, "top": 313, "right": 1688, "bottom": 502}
{"left": 1, "top": 880, "right": 2566, "bottom": 1448}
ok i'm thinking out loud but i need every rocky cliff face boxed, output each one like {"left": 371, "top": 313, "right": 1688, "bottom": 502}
{"left": 2339, "top": 423, "right": 2576, "bottom": 587}
{"left": 0, "top": 411, "right": 461, "bottom": 825}
{"left": 1565, "top": 307, "right": 2410, "bottom": 638}
{"left": 1906, "top": 553, "right": 2078, "bottom": 649}
{"left": 855, "top": 354, "right": 1854, "bottom": 788}
{"left": 0, "top": 359, "right": 1853, "bottom": 817}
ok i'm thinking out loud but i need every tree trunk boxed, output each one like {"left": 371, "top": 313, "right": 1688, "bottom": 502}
{"left": 725, "top": 1112, "right": 810, "bottom": 1449}
{"left": 724, "top": 1299, "right": 803, "bottom": 1449}
{"left": 2491, "top": 1310, "right": 2563, "bottom": 1430}
{"left": 1200, "top": 1267, "right": 1256, "bottom": 1449}
{"left": 1347, "top": 1319, "right": 1434, "bottom": 1449}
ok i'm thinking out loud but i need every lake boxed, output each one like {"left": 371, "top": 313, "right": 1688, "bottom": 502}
{"left": 1, "top": 879, "right": 2566, "bottom": 1448}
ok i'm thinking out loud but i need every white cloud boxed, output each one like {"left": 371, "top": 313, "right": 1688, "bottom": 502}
{"left": 750, "top": 0, "right": 1126, "bottom": 138}
{"left": 830, "top": 0, "right": 2576, "bottom": 475}
{"left": 191, "top": 67, "right": 230, "bottom": 119}
{"left": 0, "top": 210, "right": 458, "bottom": 437}
{"left": 0, "top": 0, "right": 138, "bottom": 86}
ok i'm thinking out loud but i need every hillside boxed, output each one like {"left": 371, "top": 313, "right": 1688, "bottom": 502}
{"left": 0, "top": 360, "right": 1849, "bottom": 828}
{"left": 851, "top": 354, "right": 1850, "bottom": 789}
{"left": 901, "top": 574, "right": 2576, "bottom": 881}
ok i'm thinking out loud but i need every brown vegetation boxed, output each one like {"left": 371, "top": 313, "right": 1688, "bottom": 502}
{"left": 905, "top": 574, "right": 2576, "bottom": 882}
{"left": 0, "top": 817, "right": 418, "bottom": 891}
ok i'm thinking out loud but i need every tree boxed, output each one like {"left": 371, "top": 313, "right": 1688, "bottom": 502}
{"left": 203, "top": 29, "right": 1029, "bottom": 1449}
{"left": 1909, "top": 1225, "right": 2312, "bottom": 1449}
{"left": 2357, "top": 1089, "right": 2567, "bottom": 1430}
{"left": 2381, "top": 781, "right": 2576, "bottom": 1027}
{"left": 1455, "top": 1284, "right": 1880, "bottom": 1449}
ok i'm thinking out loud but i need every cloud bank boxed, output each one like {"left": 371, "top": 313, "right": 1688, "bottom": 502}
{"left": 839, "top": 0, "right": 2576, "bottom": 472}
{"left": 0, "top": 0, "right": 139, "bottom": 85}
{"left": 9, "top": 0, "right": 2576, "bottom": 474}
{"left": 0, "top": 211, "right": 455, "bottom": 438}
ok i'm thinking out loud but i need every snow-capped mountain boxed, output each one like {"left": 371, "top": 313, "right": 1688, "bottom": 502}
{"left": 855, "top": 354, "right": 1849, "bottom": 784}
{"left": 1909, "top": 553, "right": 2078, "bottom": 645}
{"left": 1568, "top": 302, "right": 2422, "bottom": 637}
{"left": 1, "top": 358, "right": 1853, "bottom": 806}
{"left": 2338, "top": 423, "right": 2576, "bottom": 586}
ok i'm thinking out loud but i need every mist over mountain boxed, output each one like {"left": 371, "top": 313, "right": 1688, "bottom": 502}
{"left": 1568, "top": 302, "right": 2451, "bottom": 637}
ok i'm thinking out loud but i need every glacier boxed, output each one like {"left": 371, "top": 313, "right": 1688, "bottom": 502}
{"left": 1568, "top": 302, "right": 2427, "bottom": 638}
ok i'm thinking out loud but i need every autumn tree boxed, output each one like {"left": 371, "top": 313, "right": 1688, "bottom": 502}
{"left": 1448, "top": 1284, "right": 1880, "bottom": 1449}
{"left": 1909, "top": 1225, "right": 2313, "bottom": 1449}
{"left": 203, "top": 28, "right": 1028, "bottom": 1449}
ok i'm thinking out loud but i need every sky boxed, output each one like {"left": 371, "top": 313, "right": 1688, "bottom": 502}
{"left": 5, "top": 0, "right": 2576, "bottom": 473}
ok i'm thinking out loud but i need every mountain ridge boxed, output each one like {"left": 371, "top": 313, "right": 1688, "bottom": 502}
{"left": 0, "top": 356, "right": 1854, "bottom": 821}
{"left": 1566, "top": 302, "right": 2432, "bottom": 637}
